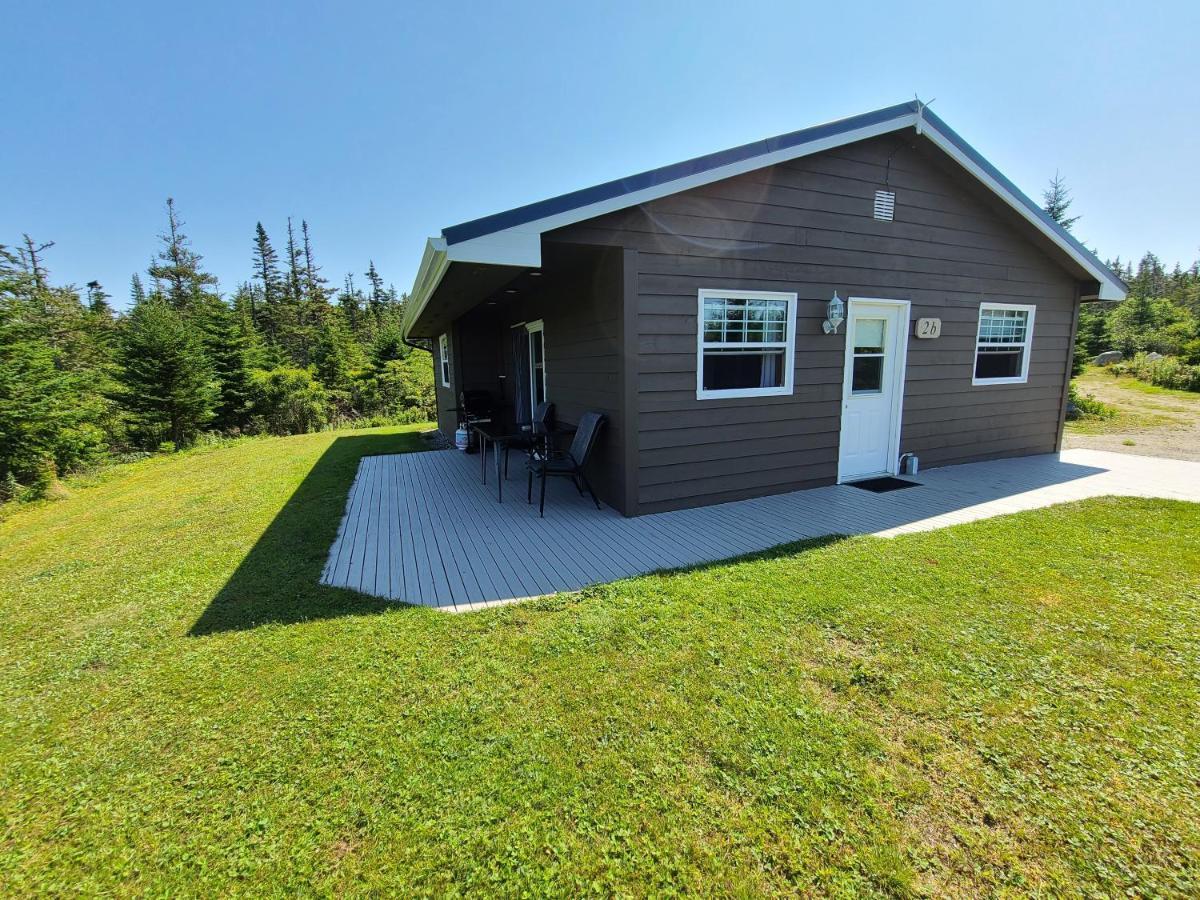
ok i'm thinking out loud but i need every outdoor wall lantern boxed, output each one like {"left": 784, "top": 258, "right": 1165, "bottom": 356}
{"left": 822, "top": 292, "right": 845, "bottom": 334}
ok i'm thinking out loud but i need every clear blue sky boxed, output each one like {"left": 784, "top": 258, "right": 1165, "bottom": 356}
{"left": 3, "top": 1, "right": 1197, "bottom": 307}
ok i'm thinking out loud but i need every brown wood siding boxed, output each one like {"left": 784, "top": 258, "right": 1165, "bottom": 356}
{"left": 550, "top": 134, "right": 1083, "bottom": 514}
{"left": 433, "top": 334, "right": 457, "bottom": 439}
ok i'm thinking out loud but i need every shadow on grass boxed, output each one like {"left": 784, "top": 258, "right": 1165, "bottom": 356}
{"left": 189, "top": 431, "right": 429, "bottom": 636}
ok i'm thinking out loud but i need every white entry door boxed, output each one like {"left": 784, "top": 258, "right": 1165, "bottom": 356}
{"left": 837, "top": 299, "right": 910, "bottom": 482}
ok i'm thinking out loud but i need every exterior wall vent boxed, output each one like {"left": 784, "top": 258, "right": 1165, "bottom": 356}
{"left": 873, "top": 190, "right": 896, "bottom": 221}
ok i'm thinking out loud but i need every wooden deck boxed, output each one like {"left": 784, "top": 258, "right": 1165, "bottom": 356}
{"left": 320, "top": 447, "right": 1200, "bottom": 612}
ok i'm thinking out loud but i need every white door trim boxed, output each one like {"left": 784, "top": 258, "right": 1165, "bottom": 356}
{"left": 837, "top": 297, "right": 911, "bottom": 483}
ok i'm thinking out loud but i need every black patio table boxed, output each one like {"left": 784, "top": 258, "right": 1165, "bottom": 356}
{"left": 471, "top": 421, "right": 574, "bottom": 503}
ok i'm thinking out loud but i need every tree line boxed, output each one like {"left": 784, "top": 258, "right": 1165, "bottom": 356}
{"left": 1, "top": 199, "right": 433, "bottom": 500}
{"left": 1075, "top": 253, "right": 1200, "bottom": 364}
{"left": 1041, "top": 174, "right": 1200, "bottom": 376}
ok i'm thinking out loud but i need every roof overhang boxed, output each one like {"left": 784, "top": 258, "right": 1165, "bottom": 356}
{"left": 403, "top": 101, "right": 1125, "bottom": 337}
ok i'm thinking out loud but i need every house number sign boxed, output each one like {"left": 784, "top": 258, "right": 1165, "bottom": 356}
{"left": 915, "top": 317, "right": 942, "bottom": 339}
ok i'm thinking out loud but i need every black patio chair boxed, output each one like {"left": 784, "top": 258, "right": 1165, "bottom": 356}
{"left": 527, "top": 412, "right": 606, "bottom": 517}
{"left": 502, "top": 401, "right": 555, "bottom": 478}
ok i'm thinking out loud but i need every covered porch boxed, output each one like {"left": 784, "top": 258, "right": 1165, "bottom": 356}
{"left": 423, "top": 240, "right": 631, "bottom": 511}
{"left": 320, "top": 447, "right": 1200, "bottom": 612}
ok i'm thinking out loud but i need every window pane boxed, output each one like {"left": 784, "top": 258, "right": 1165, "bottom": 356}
{"left": 975, "top": 348, "right": 1023, "bottom": 380}
{"left": 854, "top": 318, "right": 885, "bottom": 354}
{"left": 978, "top": 308, "right": 1028, "bottom": 344}
{"left": 852, "top": 356, "right": 884, "bottom": 393}
{"left": 702, "top": 350, "right": 785, "bottom": 390}
{"left": 702, "top": 296, "right": 790, "bottom": 346}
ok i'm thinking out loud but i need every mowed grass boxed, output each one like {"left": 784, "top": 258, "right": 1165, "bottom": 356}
{"left": 2, "top": 426, "right": 1199, "bottom": 896}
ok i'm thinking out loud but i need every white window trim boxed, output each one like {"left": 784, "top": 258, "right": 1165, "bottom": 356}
{"left": 696, "top": 289, "right": 798, "bottom": 400}
{"left": 972, "top": 302, "right": 1036, "bottom": 386}
{"left": 438, "top": 333, "right": 450, "bottom": 387}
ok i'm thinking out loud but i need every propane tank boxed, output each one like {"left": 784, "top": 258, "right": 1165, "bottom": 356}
{"left": 455, "top": 426, "right": 470, "bottom": 451}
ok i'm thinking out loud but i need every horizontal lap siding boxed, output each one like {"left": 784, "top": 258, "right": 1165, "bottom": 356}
{"left": 434, "top": 338, "right": 456, "bottom": 439}
{"left": 551, "top": 135, "right": 1080, "bottom": 514}
{"left": 508, "top": 249, "right": 627, "bottom": 511}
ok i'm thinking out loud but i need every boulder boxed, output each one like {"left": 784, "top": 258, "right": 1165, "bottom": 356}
{"left": 1144, "top": 351, "right": 1165, "bottom": 361}
{"left": 1094, "top": 350, "right": 1123, "bottom": 366}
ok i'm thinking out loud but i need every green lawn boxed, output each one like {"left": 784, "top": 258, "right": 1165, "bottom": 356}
{"left": 2, "top": 426, "right": 1199, "bottom": 896}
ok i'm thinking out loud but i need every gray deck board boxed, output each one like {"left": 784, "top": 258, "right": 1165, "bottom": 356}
{"left": 320, "top": 448, "right": 1200, "bottom": 612}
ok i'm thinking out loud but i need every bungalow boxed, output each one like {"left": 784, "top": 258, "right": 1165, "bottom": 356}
{"left": 400, "top": 100, "right": 1126, "bottom": 517}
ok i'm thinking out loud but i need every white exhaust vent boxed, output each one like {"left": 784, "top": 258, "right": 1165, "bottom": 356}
{"left": 873, "top": 190, "right": 896, "bottom": 221}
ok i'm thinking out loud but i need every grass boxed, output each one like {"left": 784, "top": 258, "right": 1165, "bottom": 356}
{"left": 2, "top": 425, "right": 1199, "bottom": 895}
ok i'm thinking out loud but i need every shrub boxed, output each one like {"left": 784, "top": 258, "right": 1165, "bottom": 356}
{"left": 1066, "top": 383, "right": 1116, "bottom": 420}
{"left": 1112, "top": 353, "right": 1200, "bottom": 392}
{"left": 248, "top": 367, "right": 329, "bottom": 436}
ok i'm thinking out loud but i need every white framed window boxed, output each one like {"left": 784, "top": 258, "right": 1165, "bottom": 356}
{"left": 973, "top": 303, "right": 1035, "bottom": 385}
{"left": 696, "top": 289, "right": 797, "bottom": 399}
{"left": 438, "top": 333, "right": 450, "bottom": 387}
{"left": 526, "top": 320, "right": 546, "bottom": 409}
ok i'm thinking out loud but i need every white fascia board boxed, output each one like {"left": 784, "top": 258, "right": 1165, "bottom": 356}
{"left": 401, "top": 237, "right": 450, "bottom": 339}
{"left": 443, "top": 113, "right": 919, "bottom": 266}
{"left": 920, "top": 123, "right": 1127, "bottom": 301}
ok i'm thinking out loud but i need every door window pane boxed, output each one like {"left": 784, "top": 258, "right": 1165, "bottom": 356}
{"left": 852, "top": 356, "right": 884, "bottom": 393}
{"left": 854, "top": 318, "right": 886, "bottom": 354}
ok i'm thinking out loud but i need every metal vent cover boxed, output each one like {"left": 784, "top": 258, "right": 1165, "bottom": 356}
{"left": 873, "top": 190, "right": 896, "bottom": 221}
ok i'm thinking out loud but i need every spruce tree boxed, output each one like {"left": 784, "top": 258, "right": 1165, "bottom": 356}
{"left": 196, "top": 296, "right": 254, "bottom": 433}
{"left": 116, "top": 295, "right": 216, "bottom": 448}
{"left": 130, "top": 272, "right": 147, "bottom": 306}
{"left": 285, "top": 218, "right": 304, "bottom": 306}
{"left": 85, "top": 281, "right": 112, "bottom": 316}
{"left": 339, "top": 273, "right": 363, "bottom": 335}
{"left": 251, "top": 223, "right": 284, "bottom": 340}
{"left": 365, "top": 260, "right": 387, "bottom": 322}
{"left": 300, "top": 220, "right": 330, "bottom": 307}
{"left": 147, "top": 198, "right": 217, "bottom": 309}
{"left": 1042, "top": 172, "right": 1079, "bottom": 231}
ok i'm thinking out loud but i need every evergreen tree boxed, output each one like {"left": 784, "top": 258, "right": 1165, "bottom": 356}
{"left": 85, "top": 281, "right": 112, "bottom": 316}
{"left": 1042, "top": 172, "right": 1079, "bottom": 231}
{"left": 1130, "top": 252, "right": 1167, "bottom": 298}
{"left": 1075, "top": 304, "right": 1109, "bottom": 358}
{"left": 17, "top": 235, "right": 54, "bottom": 295}
{"left": 285, "top": 218, "right": 304, "bottom": 306}
{"left": 116, "top": 294, "right": 217, "bottom": 448}
{"left": 196, "top": 296, "right": 254, "bottom": 433}
{"left": 0, "top": 246, "right": 107, "bottom": 494}
{"left": 251, "top": 222, "right": 284, "bottom": 339}
{"left": 365, "top": 260, "right": 387, "bottom": 321}
{"left": 311, "top": 311, "right": 365, "bottom": 421}
{"left": 339, "top": 273, "right": 363, "bottom": 334}
{"left": 130, "top": 272, "right": 147, "bottom": 306}
{"left": 300, "top": 220, "right": 330, "bottom": 307}
{"left": 147, "top": 198, "right": 217, "bottom": 309}
{"left": 371, "top": 324, "right": 407, "bottom": 370}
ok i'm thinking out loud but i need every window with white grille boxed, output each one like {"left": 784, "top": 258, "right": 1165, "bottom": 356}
{"left": 697, "top": 290, "right": 797, "bottom": 399}
{"left": 973, "top": 304, "right": 1036, "bottom": 385}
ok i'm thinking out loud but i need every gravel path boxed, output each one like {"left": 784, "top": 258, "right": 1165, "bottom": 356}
{"left": 1064, "top": 369, "right": 1200, "bottom": 462}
